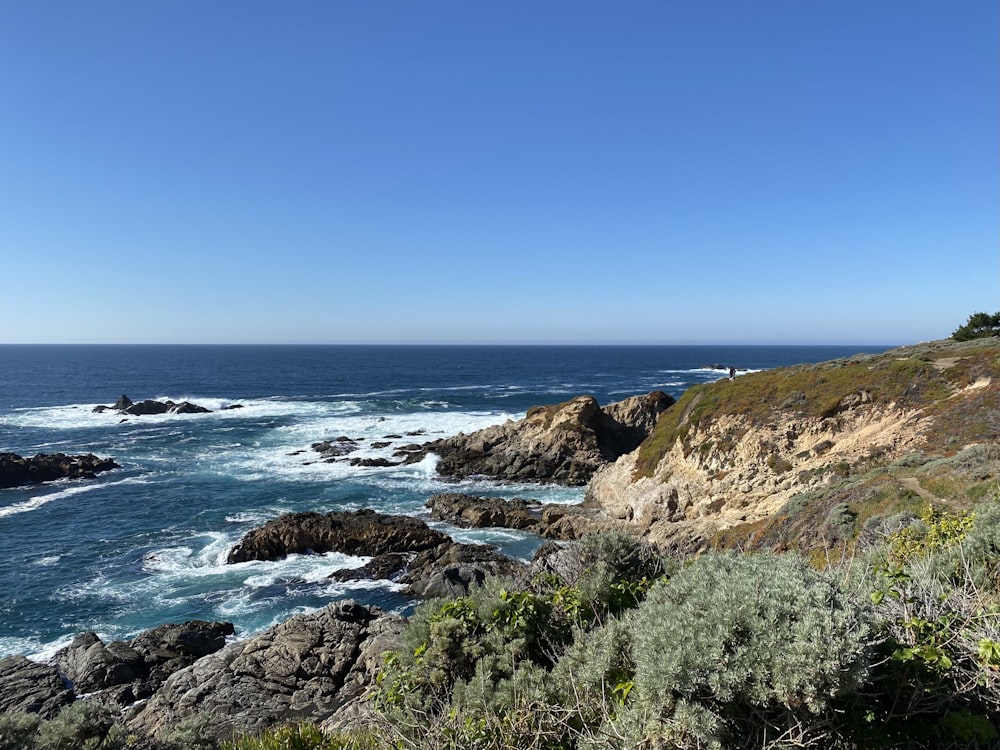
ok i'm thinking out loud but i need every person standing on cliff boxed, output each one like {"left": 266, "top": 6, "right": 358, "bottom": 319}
{"left": 729, "top": 366, "right": 736, "bottom": 380}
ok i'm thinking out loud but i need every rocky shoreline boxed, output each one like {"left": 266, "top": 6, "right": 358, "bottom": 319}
{"left": 0, "top": 390, "right": 667, "bottom": 741}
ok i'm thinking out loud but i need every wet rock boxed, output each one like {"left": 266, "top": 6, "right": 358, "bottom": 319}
{"left": 0, "top": 452, "right": 120, "bottom": 489}
{"left": 328, "top": 553, "right": 409, "bottom": 582}
{"left": 226, "top": 509, "right": 449, "bottom": 564}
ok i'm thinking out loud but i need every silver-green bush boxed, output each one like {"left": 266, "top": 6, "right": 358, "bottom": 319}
{"left": 627, "top": 551, "right": 872, "bottom": 749}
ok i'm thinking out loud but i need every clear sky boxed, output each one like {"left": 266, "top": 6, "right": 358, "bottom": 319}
{"left": 1, "top": 2, "right": 996, "bottom": 345}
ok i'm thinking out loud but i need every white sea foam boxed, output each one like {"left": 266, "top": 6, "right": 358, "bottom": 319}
{"left": 0, "top": 633, "right": 77, "bottom": 662}
{"left": 35, "top": 555, "right": 62, "bottom": 566}
{"left": 0, "top": 477, "right": 148, "bottom": 519}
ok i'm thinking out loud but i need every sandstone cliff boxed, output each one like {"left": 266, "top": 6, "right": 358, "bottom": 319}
{"left": 586, "top": 339, "right": 1000, "bottom": 553}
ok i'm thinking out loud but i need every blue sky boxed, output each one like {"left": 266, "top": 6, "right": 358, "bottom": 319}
{"left": 1, "top": 2, "right": 996, "bottom": 345}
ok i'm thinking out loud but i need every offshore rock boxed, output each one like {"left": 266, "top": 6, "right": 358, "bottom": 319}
{"left": 415, "top": 391, "right": 674, "bottom": 485}
{"left": 92, "top": 394, "right": 212, "bottom": 416}
{"left": 0, "top": 452, "right": 120, "bottom": 489}
{"left": 427, "top": 492, "right": 608, "bottom": 541}
{"left": 126, "top": 601, "right": 404, "bottom": 742}
{"left": 0, "top": 655, "right": 74, "bottom": 718}
{"left": 226, "top": 509, "right": 449, "bottom": 563}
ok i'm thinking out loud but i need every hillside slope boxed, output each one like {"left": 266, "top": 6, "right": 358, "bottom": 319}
{"left": 586, "top": 338, "right": 1000, "bottom": 556}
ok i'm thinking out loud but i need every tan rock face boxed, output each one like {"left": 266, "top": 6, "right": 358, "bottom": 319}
{"left": 419, "top": 391, "right": 674, "bottom": 485}
{"left": 587, "top": 402, "right": 930, "bottom": 551}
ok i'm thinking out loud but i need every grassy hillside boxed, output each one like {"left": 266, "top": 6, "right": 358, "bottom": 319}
{"left": 628, "top": 338, "right": 1000, "bottom": 561}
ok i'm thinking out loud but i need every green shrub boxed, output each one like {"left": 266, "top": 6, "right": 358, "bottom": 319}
{"left": 0, "top": 713, "right": 41, "bottom": 750}
{"left": 221, "top": 723, "right": 379, "bottom": 750}
{"left": 625, "top": 552, "right": 871, "bottom": 749}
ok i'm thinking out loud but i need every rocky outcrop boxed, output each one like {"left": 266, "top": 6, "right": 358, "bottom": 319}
{"left": 0, "top": 655, "right": 74, "bottom": 718}
{"left": 584, "top": 340, "right": 1000, "bottom": 552}
{"left": 399, "top": 542, "right": 523, "bottom": 598}
{"left": 226, "top": 509, "right": 449, "bottom": 564}
{"left": 126, "top": 601, "right": 403, "bottom": 742}
{"left": 92, "top": 394, "right": 213, "bottom": 416}
{"left": 0, "top": 452, "right": 120, "bottom": 489}
{"left": 413, "top": 391, "right": 674, "bottom": 485}
{"left": 49, "top": 620, "right": 234, "bottom": 705}
{"left": 427, "top": 493, "right": 607, "bottom": 540}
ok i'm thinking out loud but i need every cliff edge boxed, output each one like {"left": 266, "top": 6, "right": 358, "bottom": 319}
{"left": 586, "top": 338, "right": 1000, "bottom": 554}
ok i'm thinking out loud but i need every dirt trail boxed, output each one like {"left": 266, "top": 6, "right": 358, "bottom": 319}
{"left": 899, "top": 476, "right": 939, "bottom": 504}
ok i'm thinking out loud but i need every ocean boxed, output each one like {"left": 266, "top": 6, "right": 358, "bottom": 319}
{"left": 0, "top": 344, "right": 890, "bottom": 659}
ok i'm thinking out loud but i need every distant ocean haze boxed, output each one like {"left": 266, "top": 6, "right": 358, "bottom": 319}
{"left": 0, "top": 344, "right": 889, "bottom": 658}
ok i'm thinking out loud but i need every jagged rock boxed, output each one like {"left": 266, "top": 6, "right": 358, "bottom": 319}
{"left": 50, "top": 621, "right": 234, "bottom": 705}
{"left": 426, "top": 493, "right": 607, "bottom": 541}
{"left": 328, "top": 553, "right": 409, "bottom": 582}
{"left": 52, "top": 632, "right": 145, "bottom": 695}
{"left": 348, "top": 457, "right": 400, "bottom": 467}
{"left": 92, "top": 395, "right": 212, "bottom": 416}
{"left": 0, "top": 452, "right": 120, "bottom": 489}
{"left": 414, "top": 391, "right": 674, "bottom": 485}
{"left": 428, "top": 493, "right": 540, "bottom": 530}
{"left": 125, "top": 602, "right": 404, "bottom": 742}
{"left": 129, "top": 620, "right": 235, "bottom": 689}
{"left": 400, "top": 542, "right": 524, "bottom": 598}
{"left": 0, "top": 655, "right": 74, "bottom": 718}
{"left": 125, "top": 400, "right": 172, "bottom": 416}
{"left": 226, "top": 509, "right": 449, "bottom": 564}
{"left": 311, "top": 438, "right": 359, "bottom": 459}
{"left": 168, "top": 401, "right": 211, "bottom": 415}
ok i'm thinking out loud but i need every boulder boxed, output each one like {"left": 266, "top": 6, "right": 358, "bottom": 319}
{"left": 0, "top": 655, "right": 74, "bottom": 718}
{"left": 226, "top": 509, "right": 449, "bottom": 564}
{"left": 126, "top": 602, "right": 403, "bottom": 742}
{"left": 52, "top": 632, "right": 145, "bottom": 695}
{"left": 413, "top": 391, "right": 674, "bottom": 485}
{"left": 0, "top": 452, "right": 120, "bottom": 489}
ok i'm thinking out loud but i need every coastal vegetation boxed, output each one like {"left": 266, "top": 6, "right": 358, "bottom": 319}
{"left": 952, "top": 312, "right": 1000, "bottom": 341}
{"left": 5, "top": 505, "right": 997, "bottom": 749}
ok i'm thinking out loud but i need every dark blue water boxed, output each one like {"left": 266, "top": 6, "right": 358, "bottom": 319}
{"left": 0, "top": 344, "right": 889, "bottom": 657}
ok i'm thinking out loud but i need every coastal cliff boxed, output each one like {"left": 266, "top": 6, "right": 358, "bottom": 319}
{"left": 586, "top": 338, "right": 1000, "bottom": 554}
